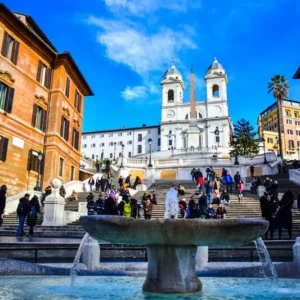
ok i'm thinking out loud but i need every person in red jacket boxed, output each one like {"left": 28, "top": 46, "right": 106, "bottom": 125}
{"left": 197, "top": 176, "right": 204, "bottom": 193}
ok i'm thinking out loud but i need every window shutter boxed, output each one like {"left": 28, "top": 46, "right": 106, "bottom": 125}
{"left": 78, "top": 94, "right": 82, "bottom": 113}
{"left": 5, "top": 87, "right": 14, "bottom": 113}
{"left": 74, "top": 90, "right": 78, "bottom": 108}
{"left": 65, "top": 119, "right": 69, "bottom": 141}
{"left": 44, "top": 68, "right": 52, "bottom": 89}
{"left": 31, "top": 104, "right": 38, "bottom": 127}
{"left": 36, "top": 61, "right": 43, "bottom": 82}
{"left": 60, "top": 116, "right": 64, "bottom": 137}
{"left": 76, "top": 130, "right": 79, "bottom": 150}
{"left": 27, "top": 149, "right": 32, "bottom": 170}
{"left": 65, "top": 77, "right": 70, "bottom": 97}
{"left": 12, "top": 40, "right": 20, "bottom": 65}
{"left": 1, "top": 32, "right": 8, "bottom": 57}
{"left": 42, "top": 109, "right": 48, "bottom": 132}
{"left": 0, "top": 137, "right": 8, "bottom": 162}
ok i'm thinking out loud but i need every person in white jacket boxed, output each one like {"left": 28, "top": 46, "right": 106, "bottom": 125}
{"left": 164, "top": 186, "right": 179, "bottom": 219}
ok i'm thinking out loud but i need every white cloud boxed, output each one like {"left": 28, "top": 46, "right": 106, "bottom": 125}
{"left": 121, "top": 85, "right": 148, "bottom": 100}
{"left": 88, "top": 16, "right": 197, "bottom": 76}
{"left": 103, "top": 0, "right": 201, "bottom": 15}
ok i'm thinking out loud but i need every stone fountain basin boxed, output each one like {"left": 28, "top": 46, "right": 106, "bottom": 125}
{"left": 80, "top": 216, "right": 269, "bottom": 247}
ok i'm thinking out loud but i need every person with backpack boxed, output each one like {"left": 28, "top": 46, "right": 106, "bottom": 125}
{"left": 26, "top": 195, "right": 40, "bottom": 237}
{"left": 0, "top": 185, "right": 7, "bottom": 227}
{"left": 119, "top": 194, "right": 131, "bottom": 217}
{"left": 16, "top": 193, "right": 30, "bottom": 237}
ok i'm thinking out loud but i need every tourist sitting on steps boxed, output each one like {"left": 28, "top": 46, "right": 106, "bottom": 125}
{"left": 213, "top": 178, "right": 220, "bottom": 192}
{"left": 67, "top": 190, "right": 78, "bottom": 201}
{"left": 124, "top": 175, "right": 132, "bottom": 189}
{"left": 87, "top": 197, "right": 96, "bottom": 215}
{"left": 216, "top": 203, "right": 227, "bottom": 219}
{"left": 143, "top": 198, "right": 153, "bottom": 220}
{"left": 207, "top": 204, "right": 216, "bottom": 219}
{"left": 187, "top": 196, "right": 200, "bottom": 219}
{"left": 220, "top": 189, "right": 231, "bottom": 205}
{"left": 26, "top": 195, "right": 40, "bottom": 237}
{"left": 178, "top": 184, "right": 185, "bottom": 196}
{"left": 41, "top": 185, "right": 52, "bottom": 206}
{"left": 118, "top": 194, "right": 131, "bottom": 217}
{"left": 178, "top": 198, "right": 187, "bottom": 218}
{"left": 212, "top": 190, "right": 221, "bottom": 205}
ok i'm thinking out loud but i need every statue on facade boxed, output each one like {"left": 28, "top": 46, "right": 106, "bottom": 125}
{"left": 164, "top": 186, "right": 179, "bottom": 219}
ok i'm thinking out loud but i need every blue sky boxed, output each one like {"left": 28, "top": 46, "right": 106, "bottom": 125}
{"left": 7, "top": 0, "right": 300, "bottom": 132}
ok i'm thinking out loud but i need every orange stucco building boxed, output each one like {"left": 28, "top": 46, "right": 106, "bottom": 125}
{"left": 0, "top": 3, "right": 93, "bottom": 196}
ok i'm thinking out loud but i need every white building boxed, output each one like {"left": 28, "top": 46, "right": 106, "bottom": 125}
{"left": 81, "top": 58, "right": 232, "bottom": 160}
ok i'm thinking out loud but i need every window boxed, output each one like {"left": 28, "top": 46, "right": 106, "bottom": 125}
{"left": 83, "top": 136, "right": 87, "bottom": 140}
{"left": 60, "top": 117, "right": 69, "bottom": 141}
{"left": 92, "top": 154, "right": 95, "bottom": 159}
{"left": 212, "top": 85, "right": 220, "bottom": 97}
{"left": 99, "top": 143, "right": 105, "bottom": 147}
{"left": 288, "top": 140, "right": 295, "bottom": 149}
{"left": 158, "top": 138, "right": 161, "bottom": 146}
{"left": 138, "top": 134, "right": 142, "bottom": 142}
{"left": 31, "top": 104, "right": 47, "bottom": 132}
{"left": 109, "top": 133, "right": 113, "bottom": 137}
{"left": 128, "top": 152, "right": 132, "bottom": 158}
{"left": 127, "top": 132, "right": 132, "bottom": 136}
{"left": 0, "top": 135, "right": 8, "bottom": 162}
{"left": 216, "top": 136, "right": 220, "bottom": 143}
{"left": 1, "top": 32, "right": 19, "bottom": 64}
{"left": 298, "top": 141, "right": 300, "bottom": 147}
{"left": 100, "top": 134, "right": 104, "bottom": 138}
{"left": 158, "top": 127, "right": 161, "bottom": 135}
{"left": 70, "top": 166, "right": 74, "bottom": 181}
{"left": 65, "top": 77, "right": 70, "bottom": 98}
{"left": 127, "top": 140, "right": 132, "bottom": 145}
{"left": 287, "top": 129, "right": 293, "bottom": 135}
{"left": 168, "top": 139, "right": 173, "bottom": 146}
{"left": 82, "top": 144, "right": 87, "bottom": 148}
{"left": 91, "top": 135, "right": 95, "bottom": 138}
{"left": 59, "top": 157, "right": 64, "bottom": 177}
{"left": 168, "top": 89, "right": 174, "bottom": 102}
{"left": 295, "top": 112, "right": 299, "bottom": 118}
{"left": 91, "top": 144, "right": 96, "bottom": 148}
{"left": 36, "top": 61, "right": 52, "bottom": 89}
{"left": 137, "top": 145, "right": 142, "bottom": 153}
{"left": 109, "top": 153, "right": 113, "bottom": 159}
{"left": 118, "top": 141, "right": 123, "bottom": 145}
{"left": 109, "top": 142, "right": 114, "bottom": 146}
{"left": 72, "top": 128, "right": 79, "bottom": 150}
{"left": 118, "top": 133, "right": 122, "bottom": 136}
{"left": 286, "top": 119, "right": 292, "bottom": 124}
{"left": 267, "top": 138, "right": 273, "bottom": 143}
{"left": 297, "top": 131, "right": 300, "bottom": 136}
{"left": 286, "top": 110, "right": 291, "bottom": 117}
{"left": 296, "top": 121, "right": 300, "bottom": 126}
{"left": 27, "top": 150, "right": 44, "bottom": 174}
{"left": 74, "top": 90, "right": 82, "bottom": 112}
{"left": 0, "top": 81, "right": 14, "bottom": 113}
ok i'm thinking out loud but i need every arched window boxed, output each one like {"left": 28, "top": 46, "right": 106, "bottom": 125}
{"left": 185, "top": 112, "right": 203, "bottom": 119}
{"left": 198, "top": 112, "right": 202, "bottom": 119}
{"left": 168, "top": 89, "right": 174, "bottom": 102}
{"left": 137, "top": 145, "right": 142, "bottom": 153}
{"left": 138, "top": 134, "right": 142, "bottom": 142}
{"left": 212, "top": 85, "right": 220, "bottom": 97}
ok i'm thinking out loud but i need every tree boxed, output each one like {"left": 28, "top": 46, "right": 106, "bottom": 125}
{"left": 267, "top": 75, "right": 290, "bottom": 159}
{"left": 230, "top": 118, "right": 259, "bottom": 156}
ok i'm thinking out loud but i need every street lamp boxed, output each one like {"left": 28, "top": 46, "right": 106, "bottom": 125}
{"left": 120, "top": 143, "right": 125, "bottom": 168}
{"left": 262, "top": 135, "right": 267, "bottom": 164}
{"left": 233, "top": 136, "right": 239, "bottom": 165}
{"left": 148, "top": 138, "right": 153, "bottom": 167}
{"left": 34, "top": 151, "right": 43, "bottom": 191}
{"left": 113, "top": 142, "right": 117, "bottom": 162}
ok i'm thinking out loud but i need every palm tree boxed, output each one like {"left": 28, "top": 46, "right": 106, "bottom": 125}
{"left": 268, "top": 75, "right": 290, "bottom": 159}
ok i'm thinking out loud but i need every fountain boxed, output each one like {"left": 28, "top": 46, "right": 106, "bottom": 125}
{"left": 80, "top": 216, "right": 269, "bottom": 294}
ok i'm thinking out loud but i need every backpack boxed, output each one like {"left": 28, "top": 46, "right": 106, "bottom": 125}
{"left": 29, "top": 205, "right": 37, "bottom": 215}
{"left": 123, "top": 200, "right": 131, "bottom": 217}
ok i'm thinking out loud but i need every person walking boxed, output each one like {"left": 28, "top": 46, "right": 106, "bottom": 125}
{"left": 191, "top": 168, "right": 196, "bottom": 181}
{"left": 143, "top": 198, "right": 153, "bottom": 220}
{"left": 100, "top": 175, "right": 107, "bottom": 193}
{"left": 16, "top": 193, "right": 30, "bottom": 237}
{"left": 125, "top": 175, "right": 132, "bottom": 189}
{"left": 263, "top": 194, "right": 278, "bottom": 240}
{"left": 264, "top": 177, "right": 272, "bottom": 193}
{"left": 237, "top": 180, "right": 244, "bottom": 203}
{"left": 26, "top": 195, "right": 40, "bottom": 237}
{"left": 197, "top": 176, "right": 204, "bottom": 193}
{"left": 118, "top": 176, "right": 124, "bottom": 189}
{"left": 234, "top": 171, "right": 241, "bottom": 191}
{"left": 205, "top": 181, "right": 213, "bottom": 205}
{"left": 95, "top": 177, "right": 101, "bottom": 192}
{"left": 250, "top": 165, "right": 255, "bottom": 177}
{"left": 0, "top": 185, "right": 7, "bottom": 227}
{"left": 88, "top": 176, "right": 95, "bottom": 192}
{"left": 95, "top": 160, "right": 100, "bottom": 173}
{"left": 224, "top": 172, "right": 233, "bottom": 193}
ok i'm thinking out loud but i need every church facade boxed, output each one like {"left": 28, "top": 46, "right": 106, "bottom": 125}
{"left": 81, "top": 58, "right": 232, "bottom": 160}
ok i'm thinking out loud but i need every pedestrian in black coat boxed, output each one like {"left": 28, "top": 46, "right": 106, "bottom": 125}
{"left": 105, "top": 196, "right": 118, "bottom": 215}
{"left": 263, "top": 195, "right": 278, "bottom": 240}
{"left": 198, "top": 194, "right": 207, "bottom": 218}
{"left": 277, "top": 190, "right": 294, "bottom": 239}
{"left": 0, "top": 185, "right": 7, "bottom": 226}
{"left": 27, "top": 195, "right": 41, "bottom": 237}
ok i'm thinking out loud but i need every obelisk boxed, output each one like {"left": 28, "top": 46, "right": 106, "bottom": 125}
{"left": 187, "top": 66, "right": 201, "bottom": 148}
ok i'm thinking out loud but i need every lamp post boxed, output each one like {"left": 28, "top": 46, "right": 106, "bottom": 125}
{"left": 34, "top": 151, "right": 43, "bottom": 191}
{"left": 113, "top": 142, "right": 116, "bottom": 162}
{"left": 262, "top": 135, "right": 267, "bottom": 164}
{"left": 148, "top": 138, "right": 153, "bottom": 167}
{"left": 120, "top": 143, "right": 125, "bottom": 168}
{"left": 233, "top": 136, "right": 239, "bottom": 165}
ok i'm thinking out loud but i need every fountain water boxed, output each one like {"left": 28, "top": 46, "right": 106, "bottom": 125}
{"left": 254, "top": 237, "right": 278, "bottom": 281}
{"left": 70, "top": 232, "right": 90, "bottom": 285}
